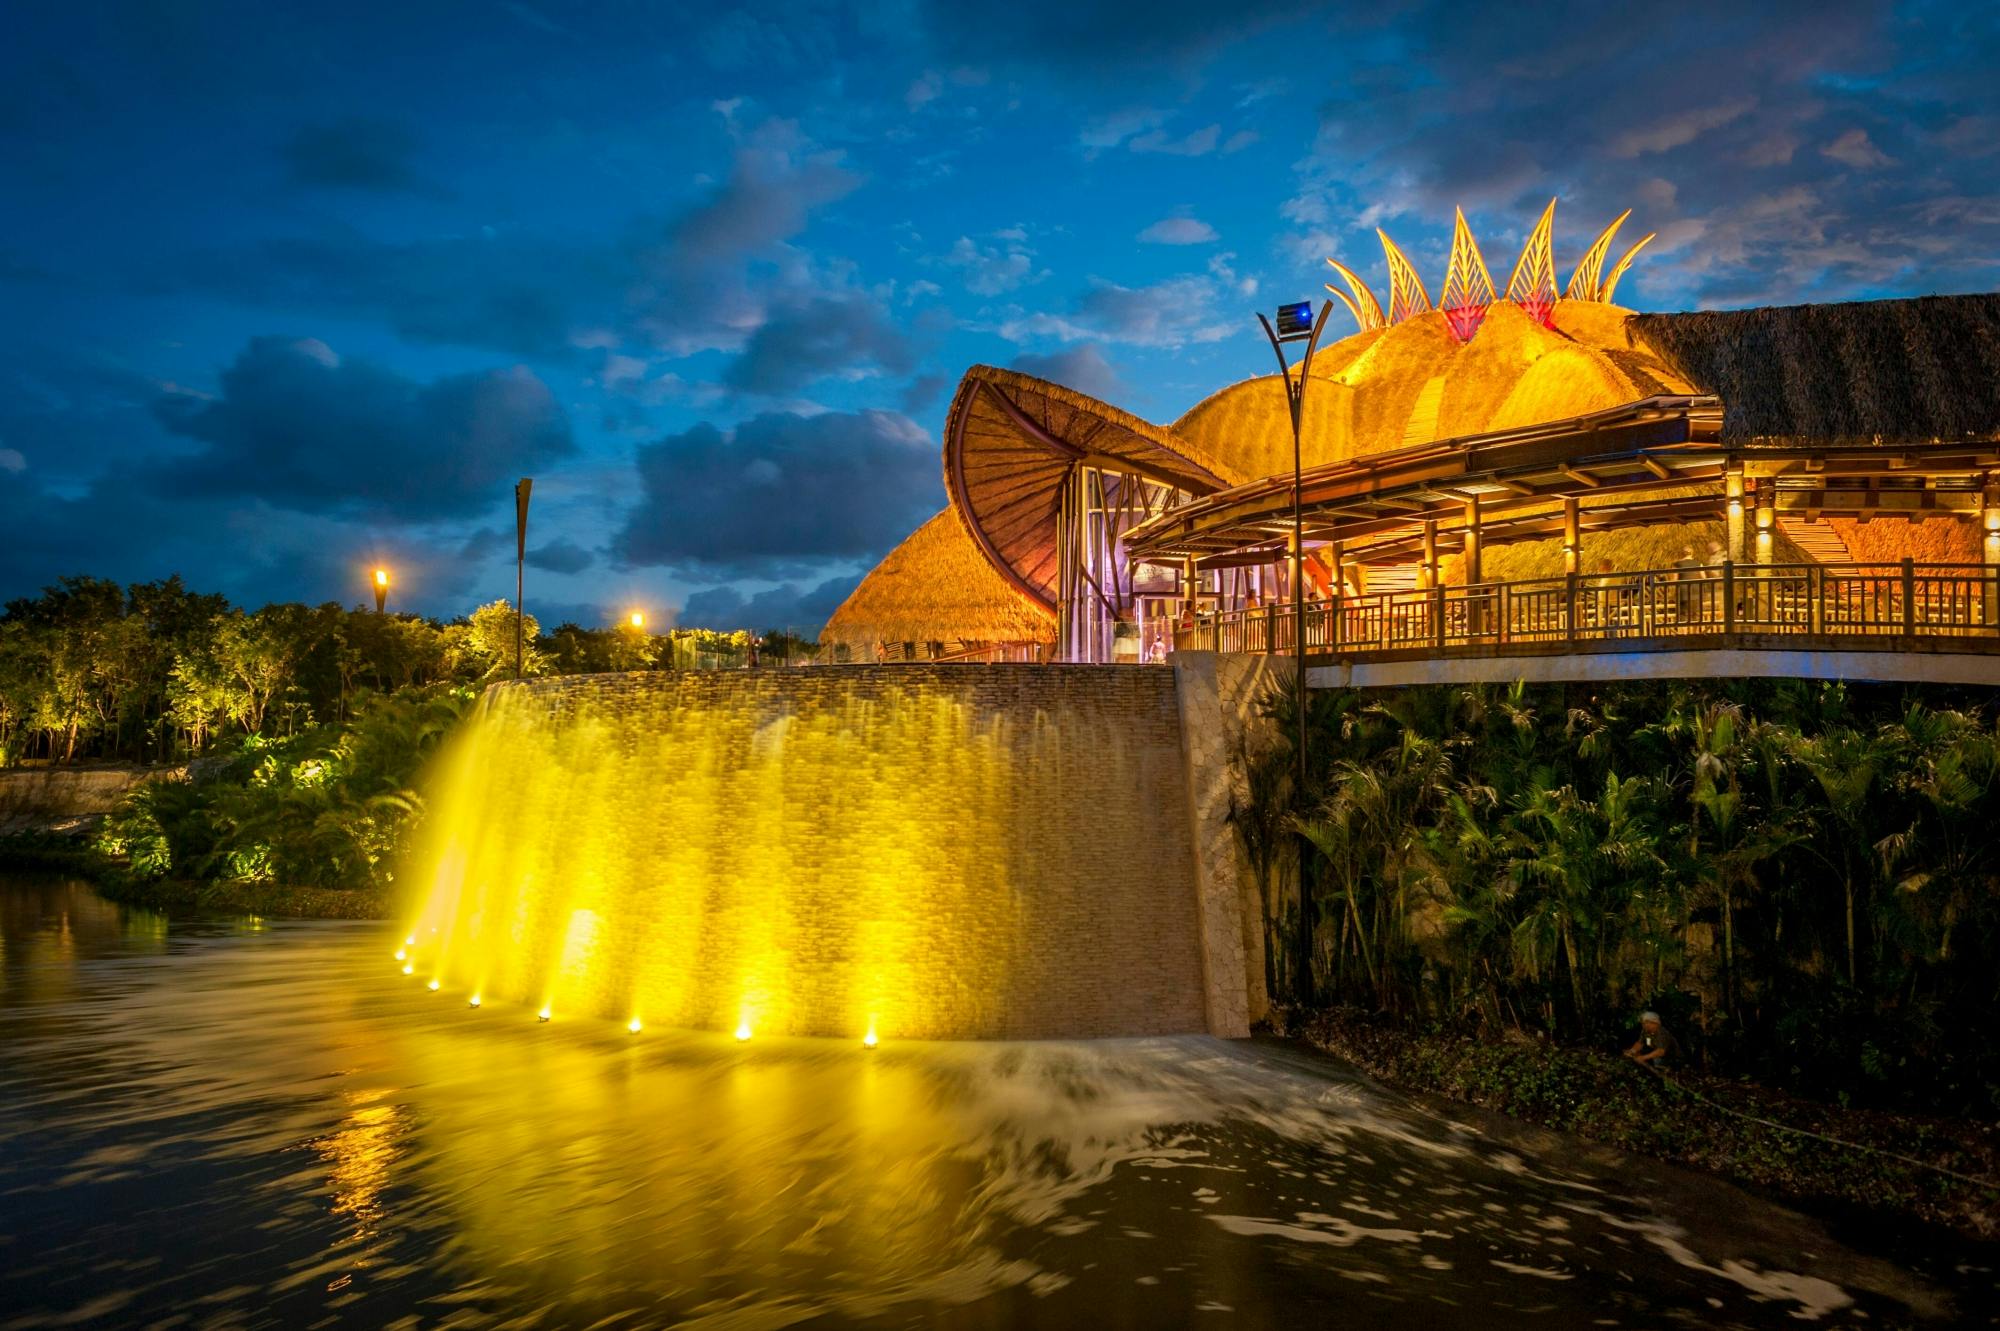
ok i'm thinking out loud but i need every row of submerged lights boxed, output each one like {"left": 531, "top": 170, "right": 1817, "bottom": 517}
{"left": 391, "top": 933, "right": 883, "bottom": 1048}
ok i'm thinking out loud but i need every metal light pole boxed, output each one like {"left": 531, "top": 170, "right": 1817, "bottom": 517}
{"left": 372, "top": 567, "right": 390, "bottom": 615}
{"left": 513, "top": 477, "right": 533, "bottom": 680}
{"left": 1256, "top": 299, "right": 1333, "bottom": 1007}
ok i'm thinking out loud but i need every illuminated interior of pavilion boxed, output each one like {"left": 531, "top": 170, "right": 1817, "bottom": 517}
{"left": 820, "top": 202, "right": 2000, "bottom": 664}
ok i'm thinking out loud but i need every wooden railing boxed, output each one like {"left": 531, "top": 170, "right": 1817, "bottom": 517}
{"left": 1176, "top": 562, "right": 2000, "bottom": 659}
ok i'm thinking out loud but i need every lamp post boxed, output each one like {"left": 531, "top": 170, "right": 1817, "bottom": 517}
{"left": 513, "top": 478, "right": 533, "bottom": 681}
{"left": 372, "top": 567, "right": 390, "bottom": 615}
{"left": 1256, "top": 298, "right": 1333, "bottom": 1008}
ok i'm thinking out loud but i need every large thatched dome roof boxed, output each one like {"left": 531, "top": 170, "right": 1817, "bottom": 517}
{"left": 1171, "top": 301, "right": 1700, "bottom": 482}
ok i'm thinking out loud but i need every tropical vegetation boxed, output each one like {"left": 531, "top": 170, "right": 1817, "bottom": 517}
{"left": 1236, "top": 679, "right": 2000, "bottom": 1117}
{"left": 0, "top": 575, "right": 816, "bottom": 901}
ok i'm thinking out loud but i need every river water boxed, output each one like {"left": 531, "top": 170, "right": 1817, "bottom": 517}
{"left": 0, "top": 875, "right": 1989, "bottom": 1329}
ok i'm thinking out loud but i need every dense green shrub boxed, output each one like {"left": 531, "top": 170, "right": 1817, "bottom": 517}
{"left": 97, "top": 686, "right": 475, "bottom": 892}
{"left": 1242, "top": 680, "right": 2000, "bottom": 1115}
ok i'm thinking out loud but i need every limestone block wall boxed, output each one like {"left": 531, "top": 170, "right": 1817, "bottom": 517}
{"left": 412, "top": 665, "right": 1210, "bottom": 1041}
{"left": 0, "top": 765, "right": 180, "bottom": 834}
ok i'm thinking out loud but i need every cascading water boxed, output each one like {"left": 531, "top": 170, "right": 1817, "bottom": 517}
{"left": 400, "top": 667, "right": 1206, "bottom": 1040}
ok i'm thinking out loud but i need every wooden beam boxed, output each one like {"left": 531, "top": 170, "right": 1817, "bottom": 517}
{"left": 1640, "top": 456, "right": 1672, "bottom": 480}
{"left": 1559, "top": 464, "right": 1603, "bottom": 489}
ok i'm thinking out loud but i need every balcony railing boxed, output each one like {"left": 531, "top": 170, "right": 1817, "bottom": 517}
{"left": 1175, "top": 561, "right": 2000, "bottom": 659}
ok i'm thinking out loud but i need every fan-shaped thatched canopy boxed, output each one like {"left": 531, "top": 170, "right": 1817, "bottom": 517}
{"left": 944, "top": 366, "right": 1234, "bottom": 607}
{"left": 820, "top": 507, "right": 1054, "bottom": 653}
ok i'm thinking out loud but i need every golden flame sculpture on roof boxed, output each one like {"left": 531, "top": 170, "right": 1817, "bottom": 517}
{"left": 1327, "top": 199, "right": 1660, "bottom": 341}
{"left": 1438, "top": 208, "right": 1496, "bottom": 341}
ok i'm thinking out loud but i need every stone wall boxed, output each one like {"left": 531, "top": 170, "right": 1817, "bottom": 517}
{"left": 418, "top": 666, "right": 1213, "bottom": 1040}
{"left": 0, "top": 765, "right": 179, "bottom": 835}
{"left": 1170, "top": 653, "right": 1294, "bottom": 1036}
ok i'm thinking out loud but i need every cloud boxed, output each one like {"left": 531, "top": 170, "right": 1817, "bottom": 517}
{"left": 1010, "top": 344, "right": 1121, "bottom": 398}
{"left": 614, "top": 408, "right": 939, "bottom": 575}
{"left": 1001, "top": 274, "right": 1235, "bottom": 349}
{"left": 942, "top": 234, "right": 1044, "bottom": 295}
{"left": 1821, "top": 127, "right": 1894, "bottom": 169}
{"left": 1129, "top": 124, "right": 1221, "bottom": 156}
{"left": 1138, "top": 216, "right": 1218, "bottom": 245}
{"left": 1609, "top": 97, "right": 1757, "bottom": 157}
{"left": 153, "top": 336, "right": 574, "bottom": 519}
{"left": 281, "top": 118, "right": 426, "bottom": 192}
{"left": 526, "top": 538, "right": 596, "bottom": 574}
{"left": 678, "top": 574, "right": 857, "bottom": 634}
{"left": 722, "top": 293, "right": 915, "bottom": 393}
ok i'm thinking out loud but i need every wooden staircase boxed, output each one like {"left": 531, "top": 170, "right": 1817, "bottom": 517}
{"left": 1777, "top": 516, "right": 1854, "bottom": 564}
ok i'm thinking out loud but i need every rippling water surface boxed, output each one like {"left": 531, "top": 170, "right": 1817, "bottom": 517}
{"left": 0, "top": 875, "right": 1989, "bottom": 1329}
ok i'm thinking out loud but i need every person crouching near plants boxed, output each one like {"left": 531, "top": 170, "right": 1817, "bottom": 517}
{"left": 1624, "top": 1010, "right": 1679, "bottom": 1067}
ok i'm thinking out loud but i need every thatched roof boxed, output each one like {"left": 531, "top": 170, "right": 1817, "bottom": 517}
{"left": 820, "top": 507, "right": 1055, "bottom": 650}
{"left": 1173, "top": 301, "right": 1698, "bottom": 479}
{"left": 945, "top": 365, "right": 1232, "bottom": 608}
{"left": 1630, "top": 293, "right": 2000, "bottom": 445}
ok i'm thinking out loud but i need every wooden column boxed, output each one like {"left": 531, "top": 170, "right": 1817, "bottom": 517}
{"left": 1463, "top": 495, "right": 1484, "bottom": 637}
{"left": 1562, "top": 496, "right": 1580, "bottom": 575}
{"left": 1462, "top": 495, "right": 1483, "bottom": 586}
{"left": 1725, "top": 463, "right": 1746, "bottom": 562}
{"left": 1421, "top": 518, "right": 1438, "bottom": 589}
{"left": 1329, "top": 539, "right": 1345, "bottom": 650}
{"left": 1983, "top": 478, "right": 1999, "bottom": 629}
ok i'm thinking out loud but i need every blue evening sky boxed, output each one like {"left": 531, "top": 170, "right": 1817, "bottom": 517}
{"left": 4, "top": 1, "right": 1995, "bottom": 629}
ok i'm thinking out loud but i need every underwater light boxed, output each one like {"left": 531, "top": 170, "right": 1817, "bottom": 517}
{"left": 628, "top": 1017, "right": 643, "bottom": 1034}
{"left": 401, "top": 963, "right": 414, "bottom": 976}
{"left": 427, "top": 979, "right": 441, "bottom": 992}
{"left": 734, "top": 1021, "right": 752, "bottom": 1042}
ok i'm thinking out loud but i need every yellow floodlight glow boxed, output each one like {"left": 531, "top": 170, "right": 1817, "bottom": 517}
{"left": 394, "top": 949, "right": 406, "bottom": 962}
{"left": 628, "top": 610, "right": 646, "bottom": 629}
{"left": 405, "top": 935, "right": 416, "bottom": 947}
{"left": 862, "top": 1025, "right": 879, "bottom": 1049}
{"left": 627, "top": 1017, "right": 643, "bottom": 1034}
{"left": 427, "top": 979, "right": 441, "bottom": 992}
{"left": 734, "top": 1021, "right": 752, "bottom": 1042}
{"left": 374, "top": 567, "right": 390, "bottom": 588}
{"left": 469, "top": 994, "right": 481, "bottom": 1008}
{"left": 537, "top": 1006, "right": 552, "bottom": 1022}
{"left": 401, "top": 963, "right": 414, "bottom": 976}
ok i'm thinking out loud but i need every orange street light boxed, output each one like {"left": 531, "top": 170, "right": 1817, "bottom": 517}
{"left": 372, "top": 567, "right": 391, "bottom": 614}
{"left": 627, "top": 610, "right": 646, "bottom": 630}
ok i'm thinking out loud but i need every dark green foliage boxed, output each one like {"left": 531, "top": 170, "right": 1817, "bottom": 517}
{"left": 1242, "top": 678, "right": 2000, "bottom": 1116}
{"left": 96, "top": 686, "right": 476, "bottom": 893}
